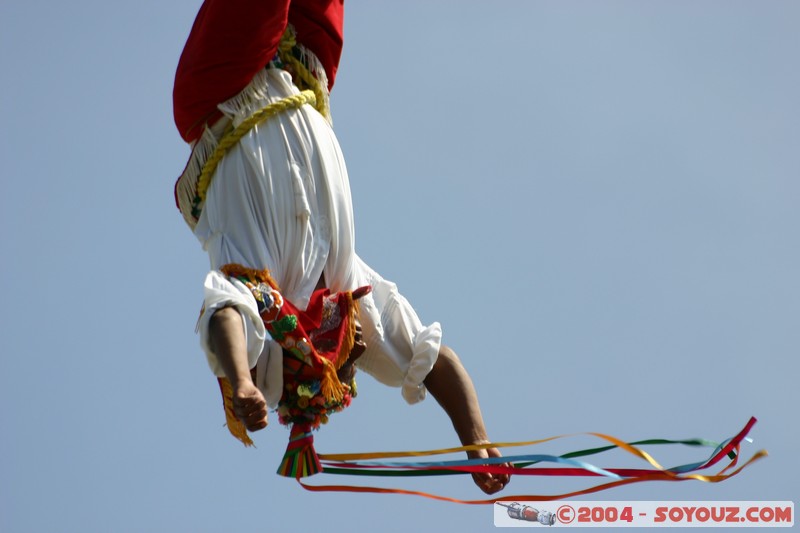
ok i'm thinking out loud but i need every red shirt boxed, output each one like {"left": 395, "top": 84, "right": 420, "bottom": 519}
{"left": 173, "top": 0, "right": 344, "bottom": 143}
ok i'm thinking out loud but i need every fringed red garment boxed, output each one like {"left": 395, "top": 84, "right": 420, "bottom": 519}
{"left": 217, "top": 264, "right": 370, "bottom": 477}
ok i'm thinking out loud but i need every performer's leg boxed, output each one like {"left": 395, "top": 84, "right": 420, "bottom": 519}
{"left": 208, "top": 307, "right": 268, "bottom": 432}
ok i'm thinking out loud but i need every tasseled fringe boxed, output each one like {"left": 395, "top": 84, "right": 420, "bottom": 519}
{"left": 220, "top": 263, "right": 280, "bottom": 290}
{"left": 293, "top": 43, "right": 331, "bottom": 123}
{"left": 176, "top": 126, "right": 219, "bottom": 228}
{"left": 277, "top": 423, "right": 322, "bottom": 478}
{"left": 218, "top": 378, "right": 254, "bottom": 447}
{"left": 320, "top": 359, "right": 347, "bottom": 403}
{"left": 217, "top": 69, "right": 272, "bottom": 122}
{"left": 335, "top": 294, "right": 358, "bottom": 370}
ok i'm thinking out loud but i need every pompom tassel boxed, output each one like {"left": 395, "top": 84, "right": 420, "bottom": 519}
{"left": 277, "top": 423, "right": 322, "bottom": 478}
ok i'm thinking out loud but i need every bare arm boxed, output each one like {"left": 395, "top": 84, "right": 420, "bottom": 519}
{"left": 424, "top": 345, "right": 510, "bottom": 494}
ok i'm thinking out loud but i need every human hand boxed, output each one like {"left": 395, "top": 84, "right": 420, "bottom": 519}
{"left": 232, "top": 381, "right": 268, "bottom": 432}
{"left": 467, "top": 445, "right": 511, "bottom": 495}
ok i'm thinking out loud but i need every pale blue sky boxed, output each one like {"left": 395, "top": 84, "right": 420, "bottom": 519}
{"left": 1, "top": 1, "right": 798, "bottom": 532}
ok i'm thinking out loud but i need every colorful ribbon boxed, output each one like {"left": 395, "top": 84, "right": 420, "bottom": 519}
{"left": 294, "top": 417, "right": 766, "bottom": 504}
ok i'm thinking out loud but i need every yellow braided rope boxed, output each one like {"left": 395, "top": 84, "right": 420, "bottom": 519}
{"left": 195, "top": 90, "right": 316, "bottom": 204}
{"left": 284, "top": 57, "right": 328, "bottom": 119}
{"left": 278, "top": 27, "right": 329, "bottom": 120}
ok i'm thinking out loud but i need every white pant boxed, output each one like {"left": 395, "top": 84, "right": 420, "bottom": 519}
{"left": 193, "top": 68, "right": 441, "bottom": 408}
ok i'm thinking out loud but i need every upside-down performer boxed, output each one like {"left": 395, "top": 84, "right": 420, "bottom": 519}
{"left": 172, "top": 0, "right": 510, "bottom": 494}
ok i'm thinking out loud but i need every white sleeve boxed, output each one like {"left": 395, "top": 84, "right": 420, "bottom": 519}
{"left": 196, "top": 270, "right": 267, "bottom": 377}
{"left": 353, "top": 257, "right": 442, "bottom": 404}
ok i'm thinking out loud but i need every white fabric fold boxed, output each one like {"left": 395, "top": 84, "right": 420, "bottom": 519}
{"left": 192, "top": 67, "right": 442, "bottom": 406}
{"left": 197, "top": 271, "right": 266, "bottom": 377}
{"left": 401, "top": 323, "right": 443, "bottom": 404}
{"left": 353, "top": 257, "right": 442, "bottom": 404}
